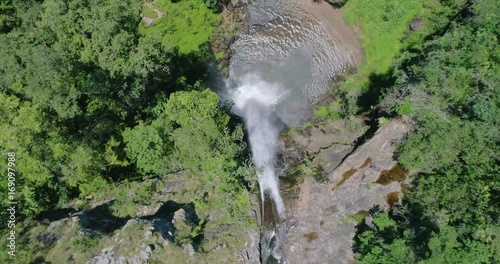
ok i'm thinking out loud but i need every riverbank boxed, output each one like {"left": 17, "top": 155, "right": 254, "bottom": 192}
{"left": 293, "top": 0, "right": 363, "bottom": 67}
{"left": 276, "top": 0, "right": 494, "bottom": 263}
{"left": 309, "top": 0, "right": 449, "bottom": 119}
{"left": 272, "top": 1, "right": 417, "bottom": 262}
{"left": 211, "top": 2, "right": 249, "bottom": 76}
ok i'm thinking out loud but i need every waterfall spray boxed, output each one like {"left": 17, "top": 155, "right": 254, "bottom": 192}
{"left": 231, "top": 74, "right": 287, "bottom": 217}
{"left": 230, "top": 74, "right": 288, "bottom": 262}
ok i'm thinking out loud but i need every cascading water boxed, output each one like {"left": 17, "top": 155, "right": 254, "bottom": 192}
{"left": 232, "top": 74, "right": 287, "bottom": 218}
{"left": 222, "top": 0, "right": 362, "bottom": 262}
{"left": 231, "top": 74, "right": 288, "bottom": 263}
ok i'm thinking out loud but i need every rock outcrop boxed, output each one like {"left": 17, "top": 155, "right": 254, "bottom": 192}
{"left": 24, "top": 179, "right": 260, "bottom": 264}
{"left": 277, "top": 119, "right": 367, "bottom": 178}
{"left": 237, "top": 229, "right": 261, "bottom": 264}
{"left": 326, "top": 0, "right": 348, "bottom": 8}
{"left": 410, "top": 18, "right": 424, "bottom": 31}
{"left": 282, "top": 119, "right": 411, "bottom": 263}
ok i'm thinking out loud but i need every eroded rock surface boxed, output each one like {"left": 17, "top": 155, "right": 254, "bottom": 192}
{"left": 283, "top": 119, "right": 411, "bottom": 263}
{"left": 24, "top": 178, "right": 260, "bottom": 264}
{"left": 277, "top": 119, "right": 367, "bottom": 177}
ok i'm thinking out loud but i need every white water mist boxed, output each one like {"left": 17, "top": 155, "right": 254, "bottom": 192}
{"left": 231, "top": 74, "right": 287, "bottom": 217}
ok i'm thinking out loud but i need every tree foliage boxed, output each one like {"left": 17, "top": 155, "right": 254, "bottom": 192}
{"left": 0, "top": 0, "right": 245, "bottom": 233}
{"left": 355, "top": 0, "right": 499, "bottom": 262}
{"left": 123, "top": 88, "right": 253, "bottom": 222}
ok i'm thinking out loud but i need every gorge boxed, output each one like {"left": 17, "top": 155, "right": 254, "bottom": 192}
{"left": 224, "top": 0, "right": 363, "bottom": 262}
{"left": 3, "top": 0, "right": 494, "bottom": 263}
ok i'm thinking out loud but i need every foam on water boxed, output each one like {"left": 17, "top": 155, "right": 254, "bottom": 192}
{"left": 230, "top": 3, "right": 356, "bottom": 127}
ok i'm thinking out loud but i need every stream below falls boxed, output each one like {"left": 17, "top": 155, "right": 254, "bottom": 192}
{"left": 222, "top": 0, "right": 361, "bottom": 262}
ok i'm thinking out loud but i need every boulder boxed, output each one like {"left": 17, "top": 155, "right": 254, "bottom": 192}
{"left": 173, "top": 208, "right": 186, "bottom": 224}
{"left": 277, "top": 118, "right": 367, "bottom": 174}
{"left": 410, "top": 18, "right": 424, "bottom": 31}
{"left": 327, "top": 0, "right": 347, "bottom": 8}
{"left": 231, "top": 0, "right": 243, "bottom": 8}
{"left": 137, "top": 202, "right": 163, "bottom": 217}
{"left": 87, "top": 247, "right": 115, "bottom": 264}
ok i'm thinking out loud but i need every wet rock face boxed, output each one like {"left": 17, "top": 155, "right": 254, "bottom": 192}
{"left": 282, "top": 119, "right": 411, "bottom": 263}
{"left": 237, "top": 230, "right": 261, "bottom": 264}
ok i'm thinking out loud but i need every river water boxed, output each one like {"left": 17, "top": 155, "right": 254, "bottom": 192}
{"left": 225, "top": 0, "right": 361, "bottom": 262}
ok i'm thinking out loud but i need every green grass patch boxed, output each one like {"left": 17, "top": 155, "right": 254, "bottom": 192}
{"left": 314, "top": 99, "right": 343, "bottom": 120}
{"left": 341, "top": 0, "right": 426, "bottom": 94}
{"left": 215, "top": 51, "right": 225, "bottom": 60}
{"left": 72, "top": 234, "right": 102, "bottom": 253}
{"left": 139, "top": 0, "right": 220, "bottom": 54}
{"left": 312, "top": 0, "right": 459, "bottom": 115}
{"left": 395, "top": 99, "right": 413, "bottom": 116}
{"left": 314, "top": 105, "right": 329, "bottom": 117}
{"left": 142, "top": 4, "right": 159, "bottom": 19}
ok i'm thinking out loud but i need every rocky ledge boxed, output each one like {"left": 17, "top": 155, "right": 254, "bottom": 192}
{"left": 22, "top": 175, "right": 260, "bottom": 264}
{"left": 279, "top": 118, "right": 412, "bottom": 263}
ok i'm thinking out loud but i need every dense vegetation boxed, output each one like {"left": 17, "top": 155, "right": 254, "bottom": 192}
{"left": 0, "top": 0, "right": 497, "bottom": 262}
{"left": 346, "top": 0, "right": 499, "bottom": 262}
{"left": 139, "top": 0, "right": 220, "bottom": 54}
{"left": 0, "top": 0, "right": 253, "bottom": 261}
{"left": 317, "top": 0, "right": 474, "bottom": 118}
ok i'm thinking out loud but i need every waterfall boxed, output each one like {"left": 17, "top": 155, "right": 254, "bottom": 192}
{"left": 223, "top": 2, "right": 362, "bottom": 262}
{"left": 231, "top": 74, "right": 287, "bottom": 217}
{"left": 229, "top": 74, "right": 288, "bottom": 263}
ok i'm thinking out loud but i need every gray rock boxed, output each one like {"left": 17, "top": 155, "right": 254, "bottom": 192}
{"left": 183, "top": 244, "right": 195, "bottom": 257}
{"left": 277, "top": 118, "right": 366, "bottom": 180}
{"left": 326, "top": 0, "right": 347, "bottom": 8}
{"left": 237, "top": 230, "right": 260, "bottom": 264}
{"left": 143, "top": 229, "right": 153, "bottom": 240}
{"left": 288, "top": 119, "right": 366, "bottom": 155}
{"left": 48, "top": 220, "right": 61, "bottom": 229}
{"left": 137, "top": 202, "right": 163, "bottom": 217}
{"left": 283, "top": 119, "right": 412, "bottom": 263}
{"left": 36, "top": 232, "right": 57, "bottom": 247}
{"left": 231, "top": 0, "right": 243, "bottom": 8}
{"left": 410, "top": 18, "right": 424, "bottom": 31}
{"left": 146, "top": 245, "right": 153, "bottom": 254}
{"left": 87, "top": 247, "right": 115, "bottom": 264}
{"left": 161, "top": 180, "right": 187, "bottom": 194}
{"left": 311, "top": 144, "right": 353, "bottom": 175}
{"left": 139, "top": 248, "right": 150, "bottom": 260}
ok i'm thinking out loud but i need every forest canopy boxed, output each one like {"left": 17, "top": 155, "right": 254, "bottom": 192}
{"left": 0, "top": 0, "right": 498, "bottom": 263}
{"left": 0, "top": 0, "right": 251, "bottom": 232}
{"left": 353, "top": 0, "right": 499, "bottom": 262}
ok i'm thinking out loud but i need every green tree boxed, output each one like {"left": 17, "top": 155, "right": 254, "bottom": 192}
{"left": 122, "top": 119, "right": 173, "bottom": 176}
{"left": 355, "top": 1, "right": 499, "bottom": 263}
{"left": 123, "top": 89, "right": 253, "bottom": 224}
